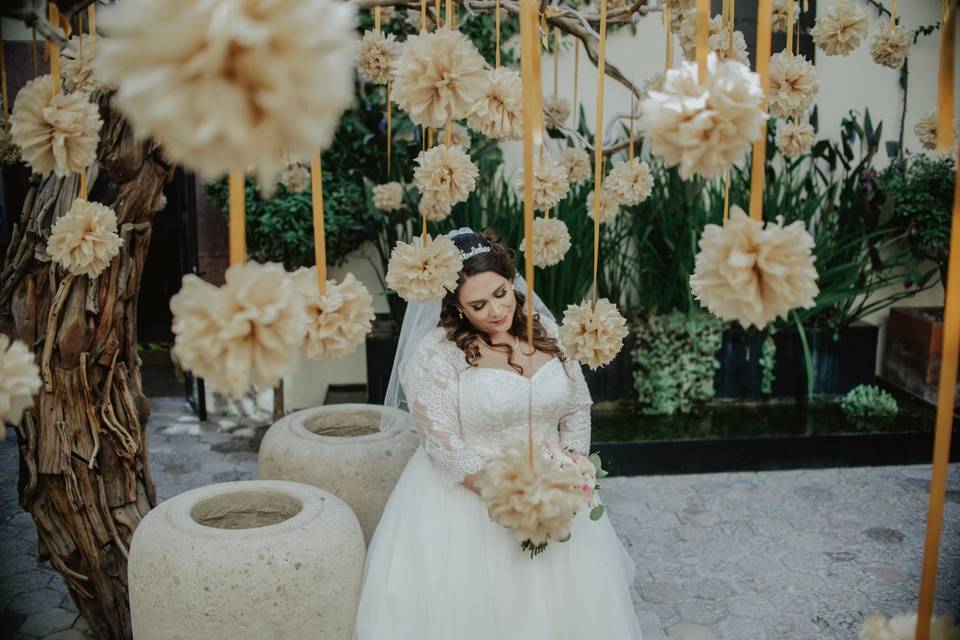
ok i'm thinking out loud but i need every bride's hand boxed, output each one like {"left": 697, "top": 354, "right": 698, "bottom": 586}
{"left": 462, "top": 471, "right": 483, "bottom": 496}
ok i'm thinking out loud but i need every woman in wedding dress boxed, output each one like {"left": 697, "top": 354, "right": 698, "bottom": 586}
{"left": 354, "top": 228, "right": 643, "bottom": 639}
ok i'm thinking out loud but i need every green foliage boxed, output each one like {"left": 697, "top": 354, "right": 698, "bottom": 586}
{"left": 759, "top": 335, "right": 776, "bottom": 395}
{"left": 877, "top": 153, "right": 955, "bottom": 281}
{"left": 631, "top": 311, "right": 723, "bottom": 416}
{"left": 841, "top": 384, "right": 899, "bottom": 420}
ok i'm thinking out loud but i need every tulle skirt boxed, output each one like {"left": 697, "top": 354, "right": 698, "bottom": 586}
{"left": 353, "top": 446, "right": 644, "bottom": 640}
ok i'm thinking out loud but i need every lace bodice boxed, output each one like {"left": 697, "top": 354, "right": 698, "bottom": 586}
{"left": 399, "top": 316, "right": 593, "bottom": 486}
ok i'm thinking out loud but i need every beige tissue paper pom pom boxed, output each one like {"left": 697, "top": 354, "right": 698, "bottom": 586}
{"left": 767, "top": 52, "right": 818, "bottom": 119}
{"left": 858, "top": 611, "right": 960, "bottom": 640}
{"left": 62, "top": 34, "right": 111, "bottom": 94}
{"left": 543, "top": 95, "right": 571, "bottom": 129}
{"left": 640, "top": 54, "right": 765, "bottom": 180}
{"left": 414, "top": 144, "right": 479, "bottom": 208}
{"left": 514, "top": 155, "right": 570, "bottom": 212}
{"left": 559, "top": 298, "right": 629, "bottom": 370}
{"left": 476, "top": 440, "right": 587, "bottom": 546}
{"left": 0, "top": 336, "right": 41, "bottom": 427}
{"left": 772, "top": 0, "right": 800, "bottom": 33}
{"left": 585, "top": 189, "right": 621, "bottom": 225}
{"left": 914, "top": 110, "right": 960, "bottom": 152}
{"left": 170, "top": 262, "right": 306, "bottom": 398}
{"left": 558, "top": 147, "right": 591, "bottom": 183}
{"left": 466, "top": 67, "right": 524, "bottom": 140}
{"left": 278, "top": 163, "right": 310, "bottom": 193}
{"left": 48, "top": 199, "right": 124, "bottom": 278}
{"left": 10, "top": 75, "right": 102, "bottom": 178}
{"left": 521, "top": 216, "right": 572, "bottom": 267}
{"left": 392, "top": 28, "right": 487, "bottom": 128}
{"left": 776, "top": 120, "right": 815, "bottom": 157}
{"left": 385, "top": 234, "right": 462, "bottom": 302}
{"left": 679, "top": 13, "right": 749, "bottom": 67}
{"left": 642, "top": 72, "right": 666, "bottom": 98}
{"left": 605, "top": 158, "right": 654, "bottom": 206}
{"left": 291, "top": 269, "right": 375, "bottom": 361}
{"left": 418, "top": 194, "right": 452, "bottom": 221}
{"left": 357, "top": 30, "right": 397, "bottom": 85}
{"left": 812, "top": 1, "right": 868, "bottom": 56}
{"left": 0, "top": 131, "right": 21, "bottom": 165}
{"left": 95, "top": 0, "right": 356, "bottom": 187}
{"left": 690, "top": 206, "right": 819, "bottom": 330}
{"left": 373, "top": 182, "right": 405, "bottom": 212}
{"left": 870, "top": 23, "right": 912, "bottom": 69}
{"left": 439, "top": 122, "right": 472, "bottom": 148}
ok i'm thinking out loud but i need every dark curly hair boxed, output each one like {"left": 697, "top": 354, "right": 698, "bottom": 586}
{"left": 438, "top": 229, "right": 567, "bottom": 377}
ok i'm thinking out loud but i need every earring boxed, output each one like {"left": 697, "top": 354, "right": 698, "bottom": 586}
{"left": 458, "top": 310, "right": 464, "bottom": 320}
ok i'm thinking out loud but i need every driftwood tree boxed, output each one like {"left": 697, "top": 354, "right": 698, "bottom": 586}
{"left": 0, "top": 1, "right": 651, "bottom": 638}
{"left": 1, "top": 83, "right": 169, "bottom": 637}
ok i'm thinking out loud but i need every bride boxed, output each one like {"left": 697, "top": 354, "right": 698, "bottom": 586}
{"left": 354, "top": 228, "right": 643, "bottom": 639}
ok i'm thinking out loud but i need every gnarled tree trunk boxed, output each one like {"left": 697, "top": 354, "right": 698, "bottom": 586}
{"left": 1, "top": 89, "right": 171, "bottom": 640}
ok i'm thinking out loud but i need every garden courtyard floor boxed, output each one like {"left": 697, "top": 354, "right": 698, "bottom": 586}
{"left": 1, "top": 396, "right": 958, "bottom": 640}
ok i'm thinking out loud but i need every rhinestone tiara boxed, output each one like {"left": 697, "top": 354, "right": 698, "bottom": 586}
{"left": 459, "top": 244, "right": 492, "bottom": 261}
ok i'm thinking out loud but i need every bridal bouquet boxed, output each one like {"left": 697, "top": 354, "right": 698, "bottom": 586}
{"left": 476, "top": 440, "right": 609, "bottom": 559}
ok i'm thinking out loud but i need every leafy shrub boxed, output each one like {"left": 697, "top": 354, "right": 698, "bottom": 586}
{"left": 841, "top": 384, "right": 899, "bottom": 420}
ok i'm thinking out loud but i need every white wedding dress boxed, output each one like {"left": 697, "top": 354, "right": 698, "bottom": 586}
{"left": 354, "top": 319, "right": 643, "bottom": 639}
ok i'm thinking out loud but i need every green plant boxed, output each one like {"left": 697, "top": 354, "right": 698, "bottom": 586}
{"left": 878, "top": 153, "right": 955, "bottom": 282}
{"left": 759, "top": 334, "right": 776, "bottom": 395}
{"left": 842, "top": 384, "right": 899, "bottom": 420}
{"left": 631, "top": 310, "right": 723, "bottom": 415}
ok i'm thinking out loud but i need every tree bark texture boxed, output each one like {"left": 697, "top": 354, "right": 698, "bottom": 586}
{"left": 1, "top": 90, "right": 171, "bottom": 640}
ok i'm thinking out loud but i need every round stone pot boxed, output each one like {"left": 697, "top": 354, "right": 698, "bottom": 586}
{"left": 128, "top": 480, "right": 364, "bottom": 640}
{"left": 257, "top": 403, "right": 419, "bottom": 544}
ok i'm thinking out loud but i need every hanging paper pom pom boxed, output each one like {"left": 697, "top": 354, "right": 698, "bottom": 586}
{"left": 640, "top": 54, "right": 765, "bottom": 180}
{"left": 0, "top": 336, "right": 41, "bottom": 427}
{"left": 772, "top": 0, "right": 801, "bottom": 33}
{"left": 543, "top": 95, "right": 571, "bottom": 129}
{"left": 439, "top": 123, "right": 472, "bottom": 148}
{"left": 585, "top": 189, "right": 621, "bottom": 225}
{"left": 170, "top": 262, "right": 306, "bottom": 398}
{"left": 858, "top": 611, "right": 960, "bottom": 640}
{"left": 521, "top": 216, "right": 572, "bottom": 268}
{"left": 776, "top": 121, "right": 815, "bottom": 158}
{"left": 62, "top": 34, "right": 111, "bottom": 94}
{"left": 47, "top": 199, "right": 124, "bottom": 278}
{"left": 277, "top": 162, "right": 310, "bottom": 193}
{"left": 96, "top": 0, "right": 356, "bottom": 187}
{"left": 291, "top": 269, "right": 375, "bottom": 361}
{"left": 373, "top": 182, "right": 405, "bottom": 212}
{"left": 690, "top": 206, "right": 819, "bottom": 330}
{"left": 604, "top": 158, "right": 654, "bottom": 207}
{"left": 559, "top": 298, "right": 629, "bottom": 370}
{"left": 10, "top": 75, "right": 103, "bottom": 178}
{"left": 870, "top": 23, "right": 912, "bottom": 69}
{"left": 514, "top": 155, "right": 570, "bottom": 212}
{"left": 767, "top": 52, "right": 818, "bottom": 120}
{"left": 357, "top": 30, "right": 398, "bottom": 85}
{"left": 391, "top": 28, "right": 487, "bottom": 129}
{"left": 413, "top": 144, "right": 479, "bottom": 209}
{"left": 385, "top": 234, "right": 462, "bottom": 302}
{"left": 812, "top": 1, "right": 869, "bottom": 56}
{"left": 914, "top": 110, "right": 960, "bottom": 152}
{"left": 476, "top": 441, "right": 587, "bottom": 548}
{"left": 678, "top": 13, "right": 749, "bottom": 67}
{"left": 466, "top": 67, "right": 524, "bottom": 140}
{"left": 558, "top": 147, "right": 591, "bottom": 184}
{"left": 418, "top": 194, "right": 453, "bottom": 221}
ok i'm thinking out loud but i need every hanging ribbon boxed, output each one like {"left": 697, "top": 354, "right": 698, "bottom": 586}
{"left": 88, "top": 4, "right": 96, "bottom": 34}
{"left": 311, "top": 151, "right": 328, "bottom": 295}
{"left": 664, "top": 4, "right": 672, "bottom": 70}
{"left": 786, "top": 0, "right": 794, "bottom": 55}
{"left": 495, "top": 0, "right": 501, "bottom": 67}
{"left": 421, "top": 0, "right": 427, "bottom": 32}
{"left": 695, "top": 0, "right": 709, "bottom": 83}
{"left": 748, "top": 0, "right": 772, "bottom": 221}
{"left": 591, "top": 0, "right": 608, "bottom": 305}
{"left": 446, "top": 0, "right": 453, "bottom": 27}
{"left": 890, "top": 0, "right": 897, "bottom": 28}
{"left": 573, "top": 39, "right": 579, "bottom": 128}
{"left": 936, "top": 0, "right": 954, "bottom": 155}
{"left": 386, "top": 83, "right": 393, "bottom": 178}
{"left": 723, "top": 172, "right": 730, "bottom": 221}
{"left": 374, "top": 6, "right": 381, "bottom": 31}
{"left": 435, "top": 0, "right": 441, "bottom": 29}
{"left": 48, "top": 3, "right": 61, "bottom": 94}
{"left": 228, "top": 168, "right": 245, "bottom": 267}
{"left": 916, "top": 5, "right": 957, "bottom": 640}
{"left": 1, "top": 21, "right": 9, "bottom": 135}
{"left": 553, "top": 27, "right": 560, "bottom": 99}
{"left": 31, "top": 28, "right": 38, "bottom": 76}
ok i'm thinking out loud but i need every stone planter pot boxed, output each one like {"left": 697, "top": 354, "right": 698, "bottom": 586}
{"left": 128, "top": 480, "right": 364, "bottom": 640}
{"left": 257, "top": 403, "right": 418, "bottom": 544}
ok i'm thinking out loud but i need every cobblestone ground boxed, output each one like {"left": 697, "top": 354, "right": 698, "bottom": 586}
{"left": 1, "top": 397, "right": 958, "bottom": 639}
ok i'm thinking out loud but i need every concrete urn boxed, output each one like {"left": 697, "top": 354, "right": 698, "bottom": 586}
{"left": 257, "top": 403, "right": 419, "bottom": 544}
{"left": 128, "top": 480, "right": 364, "bottom": 640}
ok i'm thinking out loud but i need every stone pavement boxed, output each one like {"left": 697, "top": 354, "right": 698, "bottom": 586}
{"left": 1, "top": 396, "right": 958, "bottom": 639}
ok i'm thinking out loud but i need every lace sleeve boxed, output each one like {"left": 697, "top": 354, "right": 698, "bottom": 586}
{"left": 401, "top": 331, "right": 486, "bottom": 486}
{"left": 558, "top": 358, "right": 592, "bottom": 456}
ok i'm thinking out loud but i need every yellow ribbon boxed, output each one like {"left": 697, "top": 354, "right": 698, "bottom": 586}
{"left": 387, "top": 82, "right": 393, "bottom": 178}
{"left": 228, "top": 168, "right": 246, "bottom": 267}
{"left": 88, "top": 4, "right": 96, "bottom": 33}
{"left": 664, "top": 4, "right": 672, "bottom": 70}
{"left": 786, "top": 0, "right": 794, "bottom": 56}
{"left": 890, "top": 0, "right": 897, "bottom": 28}
{"left": 695, "top": 0, "right": 709, "bottom": 83}
{"left": 421, "top": 0, "right": 427, "bottom": 32}
{"left": 0, "top": 21, "right": 8, "bottom": 134}
{"left": 748, "top": 0, "right": 772, "bottom": 221}
{"left": 495, "top": 0, "right": 501, "bottom": 68}
{"left": 520, "top": 0, "right": 539, "bottom": 347}
{"left": 446, "top": 0, "right": 453, "bottom": 28}
{"left": 311, "top": 151, "right": 327, "bottom": 295}
{"left": 916, "top": 5, "right": 957, "bottom": 640}
{"left": 48, "top": 3, "right": 61, "bottom": 94}
{"left": 435, "top": 0, "right": 441, "bottom": 29}
{"left": 553, "top": 27, "right": 560, "bottom": 98}
{"left": 374, "top": 6, "right": 381, "bottom": 32}
{"left": 573, "top": 39, "right": 580, "bottom": 128}
{"left": 591, "top": 0, "right": 608, "bottom": 305}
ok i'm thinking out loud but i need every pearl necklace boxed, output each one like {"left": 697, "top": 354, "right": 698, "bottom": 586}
{"left": 479, "top": 334, "right": 518, "bottom": 354}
